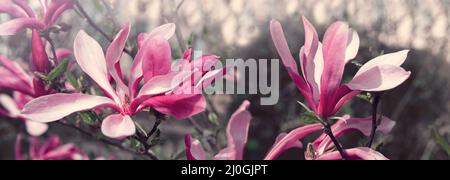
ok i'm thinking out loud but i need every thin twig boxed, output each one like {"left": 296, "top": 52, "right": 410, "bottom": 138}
{"left": 57, "top": 121, "right": 156, "bottom": 160}
{"left": 74, "top": 0, "right": 132, "bottom": 55}
{"left": 166, "top": 0, "right": 187, "bottom": 53}
{"left": 44, "top": 35, "right": 58, "bottom": 66}
{"left": 188, "top": 117, "right": 204, "bottom": 133}
{"left": 323, "top": 122, "right": 349, "bottom": 160}
{"left": 367, "top": 93, "right": 382, "bottom": 147}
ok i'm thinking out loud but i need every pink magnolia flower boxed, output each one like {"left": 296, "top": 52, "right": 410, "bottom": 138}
{"left": 0, "top": 0, "right": 73, "bottom": 36}
{"left": 271, "top": 17, "right": 411, "bottom": 118}
{"left": 0, "top": 93, "right": 48, "bottom": 136}
{"left": 265, "top": 115, "right": 396, "bottom": 160}
{"left": 0, "top": 50, "right": 71, "bottom": 97}
{"left": 0, "top": 51, "right": 69, "bottom": 136}
{"left": 15, "top": 135, "right": 110, "bottom": 160}
{"left": 21, "top": 23, "right": 224, "bottom": 139}
{"left": 185, "top": 101, "right": 252, "bottom": 160}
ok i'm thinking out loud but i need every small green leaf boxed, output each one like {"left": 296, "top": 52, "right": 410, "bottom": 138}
{"left": 65, "top": 71, "right": 80, "bottom": 89}
{"left": 300, "top": 111, "right": 319, "bottom": 125}
{"left": 78, "top": 111, "right": 98, "bottom": 125}
{"left": 431, "top": 127, "right": 450, "bottom": 156}
{"left": 47, "top": 59, "right": 70, "bottom": 82}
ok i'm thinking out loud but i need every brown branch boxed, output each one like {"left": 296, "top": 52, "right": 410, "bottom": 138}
{"left": 57, "top": 121, "right": 157, "bottom": 160}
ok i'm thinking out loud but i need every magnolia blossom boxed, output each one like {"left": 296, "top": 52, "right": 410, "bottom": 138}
{"left": 21, "top": 23, "right": 224, "bottom": 139}
{"left": 0, "top": 53, "right": 67, "bottom": 136}
{"left": 265, "top": 115, "right": 396, "bottom": 160}
{"left": 0, "top": 0, "right": 73, "bottom": 36}
{"left": 0, "top": 93, "right": 48, "bottom": 136}
{"left": 15, "top": 135, "right": 110, "bottom": 160}
{"left": 271, "top": 17, "right": 411, "bottom": 118}
{"left": 185, "top": 101, "right": 252, "bottom": 160}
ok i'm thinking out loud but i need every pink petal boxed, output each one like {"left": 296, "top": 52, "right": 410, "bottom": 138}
{"left": 265, "top": 123, "right": 323, "bottom": 160}
{"left": 313, "top": 116, "right": 396, "bottom": 155}
{"left": 185, "top": 134, "right": 206, "bottom": 160}
{"left": 106, "top": 23, "right": 130, "bottom": 84}
{"left": 0, "top": 0, "right": 28, "bottom": 18}
{"left": 0, "top": 55, "right": 31, "bottom": 83}
{"left": 302, "top": 17, "right": 319, "bottom": 63}
{"left": 130, "top": 24, "right": 176, "bottom": 93}
{"left": 13, "top": 92, "right": 32, "bottom": 108}
{"left": 12, "top": 0, "right": 36, "bottom": 18}
{"left": 25, "top": 120, "right": 49, "bottom": 137}
{"left": 319, "top": 21, "right": 350, "bottom": 117}
{"left": 345, "top": 30, "right": 360, "bottom": 63}
{"left": 275, "top": 133, "right": 304, "bottom": 149}
{"left": 43, "top": 0, "right": 72, "bottom": 25}
{"left": 39, "top": 0, "right": 49, "bottom": 14}
{"left": 316, "top": 147, "right": 389, "bottom": 160}
{"left": 31, "top": 30, "right": 51, "bottom": 73}
{"left": 215, "top": 101, "right": 252, "bottom": 160}
{"left": 21, "top": 93, "right": 118, "bottom": 123}
{"left": 195, "top": 67, "right": 228, "bottom": 90}
{"left": 39, "top": 136, "right": 61, "bottom": 154}
{"left": 43, "top": 144, "right": 79, "bottom": 160}
{"left": 355, "top": 50, "right": 410, "bottom": 77}
{"left": 270, "top": 20, "right": 315, "bottom": 109}
{"left": 0, "top": 94, "right": 20, "bottom": 116}
{"left": 32, "top": 77, "right": 47, "bottom": 97}
{"left": 46, "top": 1, "right": 73, "bottom": 26}
{"left": 106, "top": 23, "right": 130, "bottom": 101}
{"left": 141, "top": 36, "right": 172, "bottom": 82}
{"left": 101, "top": 114, "right": 136, "bottom": 139}
{"left": 0, "top": 55, "right": 33, "bottom": 93}
{"left": 301, "top": 43, "right": 324, "bottom": 104}
{"left": 139, "top": 71, "right": 193, "bottom": 97}
{"left": 0, "top": 18, "right": 45, "bottom": 36}
{"left": 148, "top": 23, "right": 176, "bottom": 39}
{"left": 347, "top": 65, "right": 411, "bottom": 92}
{"left": 0, "top": 67, "right": 34, "bottom": 96}
{"left": 74, "top": 31, "right": 120, "bottom": 102}
{"left": 142, "top": 94, "right": 206, "bottom": 120}
{"left": 55, "top": 48, "right": 72, "bottom": 63}
{"left": 130, "top": 71, "right": 194, "bottom": 112}
{"left": 129, "top": 49, "right": 145, "bottom": 97}
{"left": 183, "top": 48, "right": 193, "bottom": 60}
{"left": 331, "top": 87, "right": 360, "bottom": 116}
{"left": 137, "top": 23, "right": 176, "bottom": 48}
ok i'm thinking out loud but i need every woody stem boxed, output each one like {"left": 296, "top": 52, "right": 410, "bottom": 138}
{"left": 367, "top": 93, "right": 382, "bottom": 147}
{"left": 323, "top": 122, "right": 349, "bottom": 160}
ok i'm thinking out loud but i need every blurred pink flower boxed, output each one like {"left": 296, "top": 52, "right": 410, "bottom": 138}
{"left": 265, "top": 115, "right": 396, "bottom": 160}
{"left": 0, "top": 93, "right": 48, "bottom": 136}
{"left": 185, "top": 100, "right": 252, "bottom": 160}
{"left": 21, "top": 23, "right": 224, "bottom": 139}
{"left": 15, "top": 135, "right": 110, "bottom": 160}
{"left": 270, "top": 17, "right": 411, "bottom": 118}
{"left": 0, "top": 51, "right": 71, "bottom": 97}
{"left": 0, "top": 0, "right": 73, "bottom": 36}
{"left": 0, "top": 48, "right": 71, "bottom": 136}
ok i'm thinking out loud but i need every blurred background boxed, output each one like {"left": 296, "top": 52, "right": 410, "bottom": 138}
{"left": 1, "top": 0, "right": 450, "bottom": 160}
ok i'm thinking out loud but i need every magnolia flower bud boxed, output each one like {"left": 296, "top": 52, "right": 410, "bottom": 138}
{"left": 31, "top": 30, "right": 51, "bottom": 74}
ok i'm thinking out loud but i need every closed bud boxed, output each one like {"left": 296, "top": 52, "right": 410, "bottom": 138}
{"left": 31, "top": 30, "right": 51, "bottom": 74}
